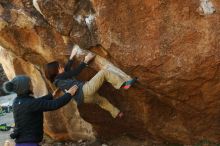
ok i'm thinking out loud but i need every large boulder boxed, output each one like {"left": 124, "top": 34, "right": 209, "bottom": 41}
{"left": 0, "top": 0, "right": 219, "bottom": 144}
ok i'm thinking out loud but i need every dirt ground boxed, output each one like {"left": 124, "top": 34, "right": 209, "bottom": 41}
{"left": 0, "top": 112, "right": 218, "bottom": 146}
{"left": 0, "top": 112, "right": 14, "bottom": 146}
{"left": 0, "top": 112, "right": 151, "bottom": 146}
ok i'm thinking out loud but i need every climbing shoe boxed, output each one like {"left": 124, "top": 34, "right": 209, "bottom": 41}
{"left": 121, "top": 77, "right": 137, "bottom": 89}
{"left": 116, "top": 111, "right": 124, "bottom": 119}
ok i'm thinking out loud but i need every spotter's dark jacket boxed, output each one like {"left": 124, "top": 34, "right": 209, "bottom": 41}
{"left": 12, "top": 92, "right": 72, "bottom": 143}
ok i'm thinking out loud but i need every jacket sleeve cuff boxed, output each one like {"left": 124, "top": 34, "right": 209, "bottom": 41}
{"left": 65, "top": 92, "right": 72, "bottom": 97}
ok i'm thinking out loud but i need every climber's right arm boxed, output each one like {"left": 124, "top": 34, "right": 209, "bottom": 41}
{"left": 65, "top": 48, "right": 78, "bottom": 71}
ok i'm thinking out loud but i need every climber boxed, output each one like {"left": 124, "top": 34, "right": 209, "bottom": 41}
{"left": 3, "top": 75, "right": 78, "bottom": 146}
{"left": 44, "top": 46, "right": 137, "bottom": 119}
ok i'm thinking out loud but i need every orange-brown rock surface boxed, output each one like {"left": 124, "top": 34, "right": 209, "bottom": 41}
{"left": 0, "top": 0, "right": 220, "bottom": 144}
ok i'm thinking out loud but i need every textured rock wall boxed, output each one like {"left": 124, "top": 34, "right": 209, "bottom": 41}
{"left": 0, "top": 0, "right": 95, "bottom": 141}
{"left": 0, "top": 64, "right": 8, "bottom": 96}
{"left": 0, "top": 0, "right": 220, "bottom": 144}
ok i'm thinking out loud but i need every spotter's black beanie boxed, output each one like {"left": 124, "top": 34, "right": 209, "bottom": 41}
{"left": 3, "top": 75, "right": 31, "bottom": 95}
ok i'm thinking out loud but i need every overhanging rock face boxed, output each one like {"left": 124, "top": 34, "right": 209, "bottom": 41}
{"left": 0, "top": 0, "right": 220, "bottom": 144}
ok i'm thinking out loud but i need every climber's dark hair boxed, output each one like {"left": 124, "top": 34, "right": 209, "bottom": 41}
{"left": 45, "top": 61, "right": 60, "bottom": 82}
